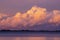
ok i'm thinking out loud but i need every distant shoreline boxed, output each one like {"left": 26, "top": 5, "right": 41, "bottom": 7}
{"left": 0, "top": 30, "right": 60, "bottom": 34}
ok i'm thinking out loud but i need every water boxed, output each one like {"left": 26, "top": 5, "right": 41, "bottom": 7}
{"left": 0, "top": 32, "right": 60, "bottom": 40}
{"left": 0, "top": 37, "right": 60, "bottom": 40}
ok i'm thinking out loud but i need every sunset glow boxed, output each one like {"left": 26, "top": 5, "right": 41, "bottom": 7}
{"left": 0, "top": 6, "right": 60, "bottom": 30}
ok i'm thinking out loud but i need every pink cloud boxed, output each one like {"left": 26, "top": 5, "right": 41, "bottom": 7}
{"left": 0, "top": 6, "right": 60, "bottom": 30}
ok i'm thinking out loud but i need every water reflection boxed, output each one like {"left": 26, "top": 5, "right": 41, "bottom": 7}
{"left": 0, "top": 32, "right": 60, "bottom": 40}
{"left": 0, "top": 37, "right": 60, "bottom": 40}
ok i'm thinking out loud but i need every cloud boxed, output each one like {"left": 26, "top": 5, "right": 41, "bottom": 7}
{"left": 0, "top": 6, "right": 60, "bottom": 30}
{"left": 49, "top": 10, "right": 60, "bottom": 25}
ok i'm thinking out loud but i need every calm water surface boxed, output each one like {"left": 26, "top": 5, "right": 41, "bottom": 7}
{"left": 0, "top": 32, "right": 60, "bottom": 40}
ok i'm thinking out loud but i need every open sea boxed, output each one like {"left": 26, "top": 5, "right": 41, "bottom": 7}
{"left": 0, "top": 32, "right": 60, "bottom": 40}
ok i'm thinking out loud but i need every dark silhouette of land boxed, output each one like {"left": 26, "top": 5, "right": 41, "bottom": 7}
{"left": 0, "top": 30, "right": 60, "bottom": 32}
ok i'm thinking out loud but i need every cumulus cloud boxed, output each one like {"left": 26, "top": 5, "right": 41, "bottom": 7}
{"left": 49, "top": 10, "right": 60, "bottom": 25}
{"left": 0, "top": 6, "right": 60, "bottom": 30}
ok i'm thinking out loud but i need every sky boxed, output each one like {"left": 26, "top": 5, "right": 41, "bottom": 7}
{"left": 0, "top": 0, "right": 60, "bottom": 14}
{"left": 0, "top": 0, "right": 60, "bottom": 30}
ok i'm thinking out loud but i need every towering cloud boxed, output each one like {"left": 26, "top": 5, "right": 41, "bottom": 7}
{"left": 0, "top": 6, "right": 60, "bottom": 30}
{"left": 26, "top": 6, "right": 47, "bottom": 26}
